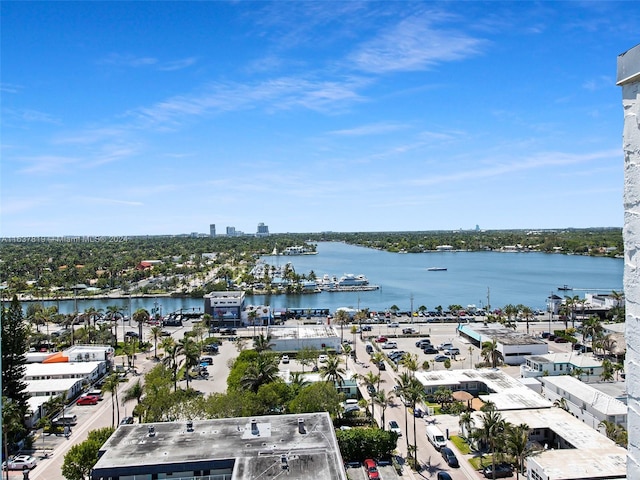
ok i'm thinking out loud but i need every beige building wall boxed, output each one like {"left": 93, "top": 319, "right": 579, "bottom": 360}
{"left": 618, "top": 43, "right": 640, "bottom": 480}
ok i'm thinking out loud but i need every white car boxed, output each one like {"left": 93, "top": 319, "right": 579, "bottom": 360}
{"left": 382, "top": 341, "right": 398, "bottom": 349}
{"left": 318, "top": 354, "right": 328, "bottom": 363}
{"left": 281, "top": 355, "right": 290, "bottom": 364}
{"left": 388, "top": 322, "right": 400, "bottom": 328}
{"left": 2, "top": 455, "right": 37, "bottom": 470}
{"left": 388, "top": 420, "right": 402, "bottom": 436}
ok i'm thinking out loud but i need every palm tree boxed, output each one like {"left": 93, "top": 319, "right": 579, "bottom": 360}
{"left": 373, "top": 389, "right": 395, "bottom": 431}
{"left": 102, "top": 374, "right": 121, "bottom": 427}
{"left": 253, "top": 334, "right": 274, "bottom": 353}
{"left": 132, "top": 308, "right": 150, "bottom": 348}
{"left": 506, "top": 423, "right": 534, "bottom": 479}
{"left": 553, "top": 397, "right": 569, "bottom": 411}
{"left": 320, "top": 355, "right": 346, "bottom": 387}
{"left": 399, "top": 352, "right": 419, "bottom": 376}
{"left": 519, "top": 305, "right": 533, "bottom": 334}
{"left": 106, "top": 304, "right": 125, "bottom": 345}
{"left": 122, "top": 380, "right": 144, "bottom": 420}
{"left": 582, "top": 315, "right": 603, "bottom": 345}
{"left": 161, "top": 337, "right": 179, "bottom": 391}
{"left": 289, "top": 372, "right": 310, "bottom": 396}
{"left": 370, "top": 351, "right": 386, "bottom": 372}
{"left": 362, "top": 371, "right": 382, "bottom": 425}
{"left": 240, "top": 355, "right": 280, "bottom": 393}
{"left": 481, "top": 339, "right": 503, "bottom": 368}
{"left": 396, "top": 372, "right": 414, "bottom": 454}
{"left": 477, "top": 409, "right": 507, "bottom": 479}
{"left": 334, "top": 309, "right": 350, "bottom": 345}
{"left": 459, "top": 411, "right": 474, "bottom": 439}
{"left": 248, "top": 309, "right": 259, "bottom": 338}
{"left": 404, "top": 379, "right": 425, "bottom": 467}
{"left": 150, "top": 326, "right": 162, "bottom": 359}
{"left": 177, "top": 337, "right": 201, "bottom": 389}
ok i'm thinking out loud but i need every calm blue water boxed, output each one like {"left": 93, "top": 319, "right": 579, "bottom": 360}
{"left": 33, "top": 242, "right": 623, "bottom": 315}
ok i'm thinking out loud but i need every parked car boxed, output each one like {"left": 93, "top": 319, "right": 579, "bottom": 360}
{"left": 443, "top": 347, "right": 460, "bottom": 355}
{"left": 440, "top": 447, "right": 459, "bottom": 468}
{"left": 203, "top": 344, "right": 219, "bottom": 353}
{"left": 125, "top": 331, "right": 139, "bottom": 338}
{"left": 423, "top": 346, "right": 439, "bottom": 354}
{"left": 437, "top": 472, "right": 453, "bottom": 480}
{"left": 382, "top": 341, "right": 397, "bottom": 349}
{"left": 363, "top": 458, "right": 380, "bottom": 480}
{"left": 388, "top": 322, "right": 399, "bottom": 328}
{"left": 434, "top": 354, "right": 449, "bottom": 362}
{"left": 361, "top": 325, "right": 372, "bottom": 331}
{"left": 76, "top": 394, "right": 100, "bottom": 405}
{"left": 120, "top": 416, "right": 134, "bottom": 425}
{"left": 482, "top": 463, "right": 514, "bottom": 478}
{"left": 160, "top": 330, "right": 172, "bottom": 337}
{"left": 388, "top": 420, "right": 402, "bottom": 436}
{"left": 402, "top": 327, "right": 416, "bottom": 334}
{"left": 375, "top": 336, "right": 388, "bottom": 343}
{"left": 281, "top": 355, "right": 290, "bottom": 364}
{"left": 367, "top": 384, "right": 376, "bottom": 395}
{"left": 2, "top": 455, "right": 37, "bottom": 470}
{"left": 377, "top": 361, "right": 386, "bottom": 370}
{"left": 438, "top": 342, "right": 454, "bottom": 350}
{"left": 554, "top": 337, "right": 569, "bottom": 343}
{"left": 200, "top": 356, "right": 214, "bottom": 365}
{"left": 318, "top": 354, "right": 328, "bottom": 363}
{"left": 415, "top": 339, "right": 432, "bottom": 348}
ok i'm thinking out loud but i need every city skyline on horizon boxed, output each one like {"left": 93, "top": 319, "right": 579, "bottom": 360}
{"left": 2, "top": 2, "right": 635, "bottom": 237}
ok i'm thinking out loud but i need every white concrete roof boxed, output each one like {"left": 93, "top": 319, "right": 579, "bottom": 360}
{"left": 25, "top": 361, "right": 102, "bottom": 378}
{"left": 541, "top": 376, "right": 627, "bottom": 416}
{"left": 26, "top": 378, "right": 81, "bottom": 394}
{"left": 414, "top": 368, "right": 553, "bottom": 410}
{"left": 494, "top": 409, "right": 626, "bottom": 479}
{"left": 527, "top": 352, "right": 603, "bottom": 368}
{"left": 267, "top": 325, "right": 338, "bottom": 340}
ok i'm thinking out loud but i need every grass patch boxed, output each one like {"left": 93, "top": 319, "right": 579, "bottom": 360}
{"left": 450, "top": 435, "right": 471, "bottom": 454}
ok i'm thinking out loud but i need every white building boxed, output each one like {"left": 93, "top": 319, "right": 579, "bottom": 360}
{"left": 265, "top": 325, "right": 342, "bottom": 353}
{"left": 619, "top": 43, "right": 640, "bottom": 478}
{"left": 457, "top": 324, "right": 548, "bottom": 365}
{"left": 520, "top": 352, "right": 604, "bottom": 383}
{"left": 204, "top": 291, "right": 245, "bottom": 324}
{"left": 539, "top": 376, "right": 627, "bottom": 434}
{"left": 491, "top": 408, "right": 627, "bottom": 480}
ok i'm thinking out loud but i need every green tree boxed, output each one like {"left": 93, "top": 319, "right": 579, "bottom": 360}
{"left": 102, "top": 374, "right": 121, "bottom": 427}
{"left": 475, "top": 409, "right": 507, "bottom": 479}
{"left": 506, "top": 423, "right": 535, "bottom": 480}
{"left": 132, "top": 308, "right": 150, "bottom": 347}
{"left": 177, "top": 336, "right": 201, "bottom": 389}
{"left": 320, "top": 355, "right": 346, "bottom": 386}
{"left": 1, "top": 296, "right": 30, "bottom": 417}
{"left": 253, "top": 334, "right": 274, "bottom": 353}
{"left": 481, "top": 339, "right": 503, "bottom": 368}
{"left": 150, "top": 326, "right": 162, "bottom": 359}
{"left": 240, "top": 355, "right": 280, "bottom": 393}
{"left": 122, "top": 380, "right": 144, "bottom": 420}
{"left": 62, "top": 427, "right": 115, "bottom": 480}
{"left": 288, "top": 382, "right": 341, "bottom": 415}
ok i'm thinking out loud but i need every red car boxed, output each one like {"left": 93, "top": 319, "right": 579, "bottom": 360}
{"left": 363, "top": 459, "right": 379, "bottom": 480}
{"left": 375, "top": 336, "right": 388, "bottom": 343}
{"left": 77, "top": 394, "right": 100, "bottom": 405}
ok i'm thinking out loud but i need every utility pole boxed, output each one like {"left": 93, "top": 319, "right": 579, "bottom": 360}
{"left": 410, "top": 293, "right": 414, "bottom": 323}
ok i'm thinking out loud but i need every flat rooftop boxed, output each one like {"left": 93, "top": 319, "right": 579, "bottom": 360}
{"left": 92, "top": 412, "right": 346, "bottom": 480}
{"left": 266, "top": 325, "right": 338, "bottom": 340}
{"left": 541, "top": 376, "right": 627, "bottom": 416}
{"left": 527, "top": 352, "right": 603, "bottom": 368}
{"left": 415, "top": 369, "right": 553, "bottom": 410}
{"left": 24, "top": 361, "right": 103, "bottom": 378}
{"left": 496, "top": 408, "right": 627, "bottom": 479}
{"left": 463, "top": 324, "right": 547, "bottom": 346}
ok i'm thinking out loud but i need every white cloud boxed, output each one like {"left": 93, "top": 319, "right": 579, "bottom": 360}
{"left": 98, "top": 53, "right": 158, "bottom": 67}
{"left": 328, "top": 123, "right": 408, "bottom": 136}
{"left": 158, "top": 57, "right": 198, "bottom": 71}
{"left": 349, "top": 15, "right": 486, "bottom": 73}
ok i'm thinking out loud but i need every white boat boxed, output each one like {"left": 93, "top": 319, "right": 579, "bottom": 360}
{"left": 337, "top": 274, "right": 369, "bottom": 287}
{"left": 427, "top": 267, "right": 447, "bottom": 271}
{"left": 282, "top": 245, "right": 318, "bottom": 255}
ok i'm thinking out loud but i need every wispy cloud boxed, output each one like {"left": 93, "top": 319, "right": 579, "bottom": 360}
{"left": 0, "top": 83, "right": 23, "bottom": 94}
{"left": 3, "top": 108, "right": 61, "bottom": 125}
{"left": 98, "top": 53, "right": 158, "bottom": 67}
{"left": 158, "top": 57, "right": 198, "bottom": 71}
{"left": 79, "top": 196, "right": 144, "bottom": 207}
{"left": 98, "top": 53, "right": 197, "bottom": 71}
{"left": 17, "top": 155, "right": 80, "bottom": 175}
{"left": 582, "top": 75, "right": 612, "bottom": 92}
{"left": 328, "top": 123, "right": 408, "bottom": 136}
{"left": 349, "top": 15, "right": 487, "bottom": 73}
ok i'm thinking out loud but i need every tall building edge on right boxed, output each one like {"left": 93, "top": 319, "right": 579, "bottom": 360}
{"left": 618, "top": 43, "right": 640, "bottom": 480}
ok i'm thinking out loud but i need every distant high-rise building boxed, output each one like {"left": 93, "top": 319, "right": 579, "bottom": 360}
{"left": 210, "top": 224, "right": 216, "bottom": 237}
{"left": 256, "top": 222, "right": 269, "bottom": 237}
{"left": 226, "top": 226, "right": 236, "bottom": 237}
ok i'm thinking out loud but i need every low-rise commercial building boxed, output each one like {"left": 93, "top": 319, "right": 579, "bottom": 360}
{"left": 457, "top": 324, "right": 548, "bottom": 365}
{"left": 91, "top": 412, "right": 347, "bottom": 480}
{"left": 204, "top": 291, "right": 245, "bottom": 325}
{"left": 265, "top": 325, "right": 342, "bottom": 353}
{"left": 520, "top": 352, "right": 604, "bottom": 383}
{"left": 539, "top": 376, "right": 627, "bottom": 433}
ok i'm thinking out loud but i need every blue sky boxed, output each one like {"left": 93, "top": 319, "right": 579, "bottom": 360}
{"left": 1, "top": 2, "right": 636, "bottom": 236}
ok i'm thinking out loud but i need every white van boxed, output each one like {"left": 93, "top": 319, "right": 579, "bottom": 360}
{"left": 426, "top": 425, "right": 447, "bottom": 451}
